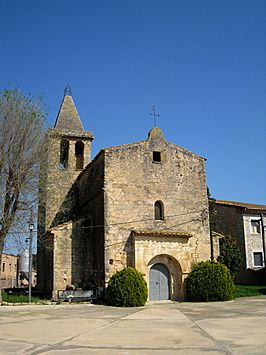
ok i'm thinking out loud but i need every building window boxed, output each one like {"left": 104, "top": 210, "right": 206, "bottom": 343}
{"left": 155, "top": 200, "right": 164, "bottom": 220}
{"left": 59, "top": 139, "right": 69, "bottom": 169}
{"left": 251, "top": 220, "right": 261, "bottom": 234}
{"left": 153, "top": 151, "right": 161, "bottom": 163}
{"left": 2, "top": 263, "right": 5, "bottom": 272}
{"left": 253, "top": 252, "right": 263, "bottom": 267}
{"left": 75, "top": 141, "right": 84, "bottom": 170}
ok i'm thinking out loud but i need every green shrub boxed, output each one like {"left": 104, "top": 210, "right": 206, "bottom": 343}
{"left": 186, "top": 261, "right": 235, "bottom": 302}
{"left": 105, "top": 267, "right": 148, "bottom": 307}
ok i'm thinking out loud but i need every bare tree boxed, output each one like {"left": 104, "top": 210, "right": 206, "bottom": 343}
{"left": 0, "top": 88, "right": 47, "bottom": 303}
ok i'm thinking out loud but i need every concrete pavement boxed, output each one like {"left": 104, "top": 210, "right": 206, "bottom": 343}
{"left": 0, "top": 296, "right": 266, "bottom": 354}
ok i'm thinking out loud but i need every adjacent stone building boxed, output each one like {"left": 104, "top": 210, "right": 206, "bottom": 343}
{"left": 37, "top": 90, "right": 211, "bottom": 300}
{"left": 1, "top": 253, "right": 18, "bottom": 289}
{"left": 213, "top": 200, "right": 266, "bottom": 284}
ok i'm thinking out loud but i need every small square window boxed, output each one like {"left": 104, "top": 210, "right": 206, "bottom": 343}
{"left": 251, "top": 220, "right": 261, "bottom": 234}
{"left": 153, "top": 151, "right": 161, "bottom": 163}
{"left": 253, "top": 252, "right": 263, "bottom": 267}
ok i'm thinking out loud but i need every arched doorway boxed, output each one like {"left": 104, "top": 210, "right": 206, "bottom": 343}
{"left": 149, "top": 263, "right": 170, "bottom": 301}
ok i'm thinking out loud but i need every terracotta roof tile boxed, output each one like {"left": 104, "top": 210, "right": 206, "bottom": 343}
{"left": 215, "top": 199, "right": 266, "bottom": 211}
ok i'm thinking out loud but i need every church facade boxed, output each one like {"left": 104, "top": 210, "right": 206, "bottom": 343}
{"left": 37, "top": 90, "right": 211, "bottom": 301}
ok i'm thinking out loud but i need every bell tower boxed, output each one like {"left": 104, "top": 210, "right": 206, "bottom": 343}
{"left": 37, "top": 87, "right": 94, "bottom": 292}
{"left": 41, "top": 86, "right": 94, "bottom": 230}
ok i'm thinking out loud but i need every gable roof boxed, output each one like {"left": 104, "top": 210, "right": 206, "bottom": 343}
{"left": 54, "top": 94, "right": 84, "bottom": 132}
{"left": 215, "top": 199, "right": 266, "bottom": 211}
{"left": 102, "top": 127, "right": 205, "bottom": 160}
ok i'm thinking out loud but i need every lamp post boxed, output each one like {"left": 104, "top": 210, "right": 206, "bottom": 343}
{"left": 28, "top": 211, "right": 34, "bottom": 303}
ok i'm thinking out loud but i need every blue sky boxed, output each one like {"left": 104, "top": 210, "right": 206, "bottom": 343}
{"left": 1, "top": 0, "right": 265, "bottom": 205}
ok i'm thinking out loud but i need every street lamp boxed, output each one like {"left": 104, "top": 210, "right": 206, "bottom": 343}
{"left": 28, "top": 212, "right": 34, "bottom": 303}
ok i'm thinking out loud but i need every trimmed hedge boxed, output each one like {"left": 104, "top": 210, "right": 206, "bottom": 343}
{"left": 186, "top": 261, "right": 235, "bottom": 302}
{"left": 105, "top": 267, "right": 148, "bottom": 307}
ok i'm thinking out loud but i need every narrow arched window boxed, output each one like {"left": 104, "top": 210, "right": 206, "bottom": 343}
{"left": 59, "top": 139, "right": 69, "bottom": 169}
{"left": 75, "top": 141, "right": 84, "bottom": 170}
{"left": 154, "top": 200, "right": 164, "bottom": 220}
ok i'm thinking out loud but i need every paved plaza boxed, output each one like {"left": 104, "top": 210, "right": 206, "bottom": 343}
{"left": 0, "top": 296, "right": 266, "bottom": 354}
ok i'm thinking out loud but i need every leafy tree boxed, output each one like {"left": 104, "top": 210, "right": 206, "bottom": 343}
{"left": 186, "top": 260, "right": 235, "bottom": 302}
{"left": 0, "top": 88, "right": 46, "bottom": 303}
{"left": 105, "top": 267, "right": 148, "bottom": 307}
{"left": 217, "top": 235, "right": 242, "bottom": 279}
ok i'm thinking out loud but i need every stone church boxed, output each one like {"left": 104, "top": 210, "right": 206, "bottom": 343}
{"left": 37, "top": 89, "right": 211, "bottom": 301}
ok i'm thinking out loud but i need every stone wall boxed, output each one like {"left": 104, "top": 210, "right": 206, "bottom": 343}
{"left": 103, "top": 128, "right": 210, "bottom": 293}
{"left": 77, "top": 152, "right": 105, "bottom": 287}
{"left": 214, "top": 204, "right": 246, "bottom": 283}
{"left": 49, "top": 223, "right": 72, "bottom": 299}
{"left": 0, "top": 254, "right": 18, "bottom": 289}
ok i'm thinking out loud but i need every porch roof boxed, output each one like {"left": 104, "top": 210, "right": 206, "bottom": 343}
{"left": 132, "top": 230, "right": 192, "bottom": 238}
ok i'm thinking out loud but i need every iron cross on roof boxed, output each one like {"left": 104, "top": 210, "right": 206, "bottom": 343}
{"left": 64, "top": 84, "right": 72, "bottom": 96}
{"left": 150, "top": 106, "right": 160, "bottom": 127}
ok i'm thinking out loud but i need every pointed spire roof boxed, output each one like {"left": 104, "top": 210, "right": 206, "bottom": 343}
{"left": 54, "top": 86, "right": 84, "bottom": 132}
